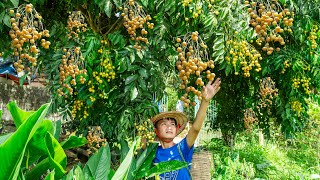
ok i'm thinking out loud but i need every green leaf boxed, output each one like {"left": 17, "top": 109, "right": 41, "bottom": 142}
{"left": 113, "top": 0, "right": 122, "bottom": 7}
{"left": 10, "top": 0, "right": 19, "bottom": 7}
{"left": 44, "top": 133, "right": 67, "bottom": 178}
{"left": 44, "top": 170, "right": 55, "bottom": 180}
{"left": 225, "top": 65, "right": 232, "bottom": 76}
{"left": 83, "top": 144, "right": 111, "bottom": 180}
{"left": 135, "top": 143, "right": 158, "bottom": 175}
{"left": 0, "top": 11, "right": 5, "bottom": 23}
{"left": 19, "top": 74, "right": 28, "bottom": 86}
{"left": 140, "top": 0, "right": 148, "bottom": 7}
{"left": 0, "top": 133, "right": 13, "bottom": 145}
{"left": 104, "top": 0, "right": 113, "bottom": 18}
{"left": 0, "top": 102, "right": 50, "bottom": 180}
{"left": 64, "top": 166, "right": 74, "bottom": 180}
{"left": 125, "top": 74, "right": 138, "bottom": 85}
{"left": 130, "top": 87, "right": 138, "bottom": 101}
{"left": 279, "top": 0, "right": 286, "bottom": 4}
{"left": 120, "top": 140, "right": 129, "bottom": 163}
{"left": 53, "top": 120, "right": 61, "bottom": 140}
{"left": 136, "top": 51, "right": 143, "bottom": 60}
{"left": 128, "top": 65, "right": 140, "bottom": 71}
{"left": 27, "top": 120, "right": 55, "bottom": 158}
{"left": 7, "top": 101, "right": 35, "bottom": 128}
{"left": 26, "top": 131, "right": 67, "bottom": 179}
{"left": 3, "top": 14, "right": 11, "bottom": 27}
{"left": 0, "top": 109, "right": 2, "bottom": 120}
{"left": 138, "top": 160, "right": 188, "bottom": 178}
{"left": 73, "top": 165, "right": 85, "bottom": 180}
{"left": 111, "top": 137, "right": 140, "bottom": 180}
{"left": 138, "top": 68, "right": 147, "bottom": 78}
{"left": 138, "top": 78, "right": 147, "bottom": 91}
{"left": 204, "top": 14, "right": 218, "bottom": 31}
{"left": 60, "top": 136, "right": 87, "bottom": 150}
{"left": 116, "top": 58, "right": 127, "bottom": 73}
{"left": 262, "top": 66, "right": 269, "bottom": 76}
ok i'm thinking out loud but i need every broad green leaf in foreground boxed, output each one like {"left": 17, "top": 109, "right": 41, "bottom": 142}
{"left": 83, "top": 144, "right": 111, "bottom": 180}
{"left": 111, "top": 137, "right": 140, "bottom": 180}
{"left": 60, "top": 135, "right": 87, "bottom": 150}
{"left": 135, "top": 143, "right": 158, "bottom": 176}
{"left": 0, "top": 102, "right": 50, "bottom": 180}
{"left": 0, "top": 133, "right": 13, "bottom": 145}
{"left": 7, "top": 101, "right": 35, "bottom": 128}
{"left": 141, "top": 160, "right": 189, "bottom": 178}
{"left": 26, "top": 132, "right": 67, "bottom": 179}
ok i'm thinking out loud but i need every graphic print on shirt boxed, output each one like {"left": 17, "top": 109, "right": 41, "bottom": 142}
{"left": 160, "top": 170, "right": 178, "bottom": 180}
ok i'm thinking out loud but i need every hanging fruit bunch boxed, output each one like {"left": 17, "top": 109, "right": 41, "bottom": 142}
{"left": 258, "top": 77, "right": 278, "bottom": 109}
{"left": 120, "top": 0, "right": 153, "bottom": 51}
{"left": 225, "top": 40, "right": 262, "bottom": 77}
{"left": 134, "top": 120, "right": 155, "bottom": 149}
{"left": 245, "top": 0, "right": 294, "bottom": 55}
{"left": 243, "top": 108, "right": 258, "bottom": 131}
{"left": 290, "top": 100, "right": 303, "bottom": 116}
{"left": 57, "top": 47, "right": 87, "bottom": 98}
{"left": 88, "top": 46, "right": 116, "bottom": 102}
{"left": 308, "top": 25, "right": 319, "bottom": 54}
{"left": 67, "top": 11, "right": 87, "bottom": 40}
{"left": 180, "top": 0, "right": 217, "bottom": 21}
{"left": 86, "top": 126, "right": 107, "bottom": 155}
{"left": 175, "top": 31, "right": 216, "bottom": 107}
{"left": 281, "top": 59, "right": 291, "bottom": 74}
{"left": 292, "top": 77, "right": 311, "bottom": 94}
{"left": 71, "top": 100, "right": 89, "bottom": 120}
{"left": 9, "top": 4, "right": 50, "bottom": 75}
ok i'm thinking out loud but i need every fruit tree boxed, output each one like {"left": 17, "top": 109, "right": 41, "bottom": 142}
{"left": 0, "top": 0, "right": 319, "bottom": 146}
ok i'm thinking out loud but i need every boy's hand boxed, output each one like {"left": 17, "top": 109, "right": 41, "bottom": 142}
{"left": 202, "top": 78, "right": 221, "bottom": 102}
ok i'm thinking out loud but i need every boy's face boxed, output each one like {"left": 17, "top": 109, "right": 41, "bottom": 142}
{"left": 155, "top": 118, "right": 178, "bottom": 140}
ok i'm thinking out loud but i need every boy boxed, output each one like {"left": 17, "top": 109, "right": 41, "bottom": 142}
{"left": 152, "top": 78, "right": 221, "bottom": 179}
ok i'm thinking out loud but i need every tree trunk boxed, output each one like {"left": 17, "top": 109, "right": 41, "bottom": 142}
{"left": 259, "top": 128, "right": 264, "bottom": 145}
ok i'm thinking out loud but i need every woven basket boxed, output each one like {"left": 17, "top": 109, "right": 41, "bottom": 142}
{"left": 191, "top": 151, "right": 213, "bottom": 180}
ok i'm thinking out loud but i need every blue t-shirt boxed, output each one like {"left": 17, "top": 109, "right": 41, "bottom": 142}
{"left": 153, "top": 137, "right": 194, "bottom": 180}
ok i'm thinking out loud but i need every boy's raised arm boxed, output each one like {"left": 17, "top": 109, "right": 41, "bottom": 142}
{"left": 186, "top": 78, "right": 221, "bottom": 148}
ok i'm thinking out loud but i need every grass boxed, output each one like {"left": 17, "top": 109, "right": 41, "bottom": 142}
{"left": 203, "top": 127, "right": 319, "bottom": 180}
{"left": 201, "top": 100, "right": 320, "bottom": 179}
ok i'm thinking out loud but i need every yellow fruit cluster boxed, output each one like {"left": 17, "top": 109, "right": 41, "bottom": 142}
{"left": 67, "top": 11, "right": 87, "bottom": 40}
{"left": 225, "top": 40, "right": 262, "bottom": 77}
{"left": 308, "top": 25, "right": 319, "bottom": 50}
{"left": 292, "top": 77, "right": 311, "bottom": 94}
{"left": 120, "top": 0, "right": 153, "bottom": 51}
{"left": 181, "top": 0, "right": 216, "bottom": 20}
{"left": 57, "top": 47, "right": 87, "bottom": 98}
{"left": 71, "top": 100, "right": 84, "bottom": 119}
{"left": 290, "top": 100, "right": 302, "bottom": 116}
{"left": 259, "top": 77, "right": 278, "bottom": 108}
{"left": 244, "top": 108, "right": 258, "bottom": 131}
{"left": 245, "top": 0, "right": 294, "bottom": 55}
{"left": 86, "top": 126, "right": 107, "bottom": 155}
{"left": 301, "top": 78, "right": 311, "bottom": 94}
{"left": 88, "top": 52, "right": 116, "bottom": 100}
{"left": 135, "top": 120, "right": 155, "bottom": 148}
{"left": 292, "top": 78, "right": 300, "bottom": 89}
{"left": 281, "top": 59, "right": 291, "bottom": 74}
{"left": 175, "top": 31, "right": 216, "bottom": 107}
{"left": 9, "top": 4, "right": 50, "bottom": 74}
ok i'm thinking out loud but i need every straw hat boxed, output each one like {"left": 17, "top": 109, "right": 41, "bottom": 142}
{"left": 151, "top": 111, "right": 189, "bottom": 135}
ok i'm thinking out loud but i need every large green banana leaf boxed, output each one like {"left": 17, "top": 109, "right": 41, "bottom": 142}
{"left": 0, "top": 102, "right": 50, "bottom": 180}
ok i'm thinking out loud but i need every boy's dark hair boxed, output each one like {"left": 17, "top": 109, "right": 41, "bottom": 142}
{"left": 154, "top": 118, "right": 177, "bottom": 128}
